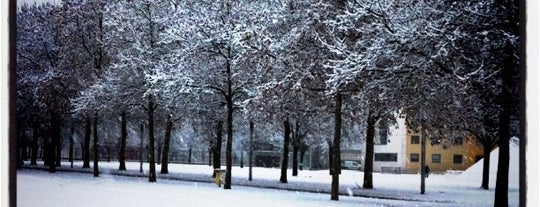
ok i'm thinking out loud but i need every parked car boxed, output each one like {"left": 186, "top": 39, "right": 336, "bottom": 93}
{"left": 341, "top": 160, "right": 361, "bottom": 170}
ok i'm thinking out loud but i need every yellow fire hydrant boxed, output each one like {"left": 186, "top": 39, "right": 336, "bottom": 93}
{"left": 214, "top": 169, "right": 225, "bottom": 187}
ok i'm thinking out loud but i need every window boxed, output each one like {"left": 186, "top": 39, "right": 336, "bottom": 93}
{"left": 431, "top": 138, "right": 441, "bottom": 145}
{"left": 453, "top": 137, "right": 463, "bottom": 145}
{"left": 411, "top": 136, "right": 420, "bottom": 144}
{"left": 375, "top": 119, "right": 388, "bottom": 145}
{"left": 453, "top": 154, "right": 463, "bottom": 164}
{"left": 410, "top": 153, "right": 419, "bottom": 162}
{"left": 374, "top": 153, "right": 398, "bottom": 162}
{"left": 432, "top": 154, "right": 441, "bottom": 163}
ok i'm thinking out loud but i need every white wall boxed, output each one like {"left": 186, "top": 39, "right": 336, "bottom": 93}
{"left": 362, "top": 115, "right": 407, "bottom": 172}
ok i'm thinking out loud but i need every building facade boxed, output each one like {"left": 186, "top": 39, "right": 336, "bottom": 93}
{"left": 404, "top": 132, "right": 483, "bottom": 173}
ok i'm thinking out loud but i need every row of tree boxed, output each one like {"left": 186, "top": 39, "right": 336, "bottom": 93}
{"left": 16, "top": 0, "right": 520, "bottom": 205}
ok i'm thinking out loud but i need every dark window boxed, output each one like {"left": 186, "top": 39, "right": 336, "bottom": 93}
{"left": 453, "top": 137, "right": 463, "bottom": 145}
{"left": 375, "top": 119, "right": 388, "bottom": 145}
{"left": 411, "top": 136, "right": 420, "bottom": 144}
{"left": 374, "top": 153, "right": 398, "bottom": 162}
{"left": 453, "top": 154, "right": 463, "bottom": 164}
{"left": 410, "top": 153, "right": 419, "bottom": 162}
{"left": 431, "top": 138, "right": 441, "bottom": 145}
{"left": 432, "top": 154, "right": 441, "bottom": 163}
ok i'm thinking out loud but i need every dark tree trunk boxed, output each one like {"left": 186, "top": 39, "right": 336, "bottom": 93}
{"left": 52, "top": 112, "right": 62, "bottom": 167}
{"left": 481, "top": 141, "right": 492, "bottom": 190}
{"left": 494, "top": 49, "right": 516, "bottom": 207}
{"left": 213, "top": 121, "right": 223, "bottom": 178}
{"left": 188, "top": 147, "right": 192, "bottom": 164}
{"left": 208, "top": 149, "right": 212, "bottom": 166}
{"left": 83, "top": 116, "right": 91, "bottom": 168}
{"left": 239, "top": 150, "right": 243, "bottom": 168}
{"left": 280, "top": 118, "right": 291, "bottom": 183}
{"left": 421, "top": 131, "right": 426, "bottom": 194}
{"left": 248, "top": 120, "right": 254, "bottom": 181}
{"left": 139, "top": 124, "right": 144, "bottom": 173}
{"left": 224, "top": 51, "right": 234, "bottom": 189}
{"left": 363, "top": 113, "right": 378, "bottom": 189}
{"left": 93, "top": 112, "right": 99, "bottom": 177}
{"left": 224, "top": 96, "right": 233, "bottom": 189}
{"left": 148, "top": 96, "right": 157, "bottom": 182}
{"left": 327, "top": 139, "right": 332, "bottom": 174}
{"left": 119, "top": 111, "right": 127, "bottom": 171}
{"left": 331, "top": 93, "right": 342, "bottom": 201}
{"left": 50, "top": 112, "right": 61, "bottom": 172}
{"left": 224, "top": 98, "right": 233, "bottom": 190}
{"left": 18, "top": 132, "right": 26, "bottom": 168}
{"left": 292, "top": 121, "right": 300, "bottom": 177}
{"left": 30, "top": 122, "right": 39, "bottom": 165}
{"left": 493, "top": 1, "right": 518, "bottom": 205}
{"left": 161, "top": 115, "right": 174, "bottom": 174}
{"left": 69, "top": 124, "right": 74, "bottom": 168}
{"left": 157, "top": 140, "right": 162, "bottom": 165}
{"left": 44, "top": 139, "right": 54, "bottom": 172}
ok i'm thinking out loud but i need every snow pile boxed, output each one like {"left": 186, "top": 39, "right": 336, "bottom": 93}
{"left": 456, "top": 137, "right": 519, "bottom": 189}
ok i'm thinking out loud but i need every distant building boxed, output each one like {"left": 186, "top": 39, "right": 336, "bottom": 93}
{"left": 359, "top": 114, "right": 408, "bottom": 173}
{"left": 360, "top": 114, "right": 484, "bottom": 173}
{"left": 404, "top": 132, "right": 483, "bottom": 173}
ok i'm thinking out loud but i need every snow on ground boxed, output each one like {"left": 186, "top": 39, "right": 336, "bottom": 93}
{"left": 18, "top": 169, "right": 443, "bottom": 207}
{"left": 18, "top": 158, "right": 518, "bottom": 207}
{"left": 457, "top": 138, "right": 520, "bottom": 189}
{"left": 18, "top": 140, "right": 520, "bottom": 207}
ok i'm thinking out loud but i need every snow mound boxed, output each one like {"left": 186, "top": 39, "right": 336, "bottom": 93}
{"left": 456, "top": 137, "right": 519, "bottom": 189}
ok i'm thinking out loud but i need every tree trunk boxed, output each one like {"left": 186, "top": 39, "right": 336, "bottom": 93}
{"left": 213, "top": 121, "right": 223, "bottom": 177}
{"left": 208, "top": 148, "right": 212, "bottom": 166}
{"left": 363, "top": 113, "right": 378, "bottom": 189}
{"left": 30, "top": 122, "right": 39, "bottom": 165}
{"left": 148, "top": 96, "right": 157, "bottom": 182}
{"left": 157, "top": 139, "right": 162, "bottom": 165}
{"left": 292, "top": 145, "right": 299, "bottom": 176}
{"left": 280, "top": 118, "right": 291, "bottom": 183}
{"left": 331, "top": 93, "right": 342, "bottom": 200}
{"left": 299, "top": 146, "right": 306, "bottom": 171}
{"left": 292, "top": 121, "right": 300, "bottom": 177}
{"left": 18, "top": 132, "right": 26, "bottom": 168}
{"left": 119, "top": 111, "right": 127, "bottom": 171}
{"left": 45, "top": 139, "right": 55, "bottom": 173}
{"left": 481, "top": 141, "right": 491, "bottom": 190}
{"left": 248, "top": 120, "right": 254, "bottom": 181}
{"left": 224, "top": 99, "right": 233, "bottom": 189}
{"left": 420, "top": 131, "right": 426, "bottom": 194}
{"left": 83, "top": 116, "right": 91, "bottom": 168}
{"left": 93, "top": 112, "right": 99, "bottom": 177}
{"left": 188, "top": 147, "right": 192, "bottom": 164}
{"left": 53, "top": 113, "right": 62, "bottom": 167}
{"left": 139, "top": 124, "right": 144, "bottom": 173}
{"left": 224, "top": 51, "right": 234, "bottom": 189}
{"left": 69, "top": 124, "right": 74, "bottom": 168}
{"left": 50, "top": 112, "right": 61, "bottom": 172}
{"left": 494, "top": 45, "right": 515, "bottom": 207}
{"left": 327, "top": 139, "right": 332, "bottom": 175}
{"left": 161, "top": 115, "right": 174, "bottom": 174}
{"left": 240, "top": 150, "right": 244, "bottom": 168}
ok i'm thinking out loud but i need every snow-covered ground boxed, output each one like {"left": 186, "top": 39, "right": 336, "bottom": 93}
{"left": 18, "top": 142, "right": 519, "bottom": 207}
{"left": 18, "top": 162, "right": 518, "bottom": 207}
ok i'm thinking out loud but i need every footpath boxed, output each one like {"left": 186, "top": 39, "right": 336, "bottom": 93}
{"left": 20, "top": 162, "right": 453, "bottom": 205}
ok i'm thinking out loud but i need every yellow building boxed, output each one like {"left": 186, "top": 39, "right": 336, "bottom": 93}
{"left": 404, "top": 131, "right": 484, "bottom": 173}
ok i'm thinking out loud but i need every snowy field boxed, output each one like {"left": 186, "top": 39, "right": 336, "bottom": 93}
{"left": 18, "top": 150, "right": 519, "bottom": 207}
